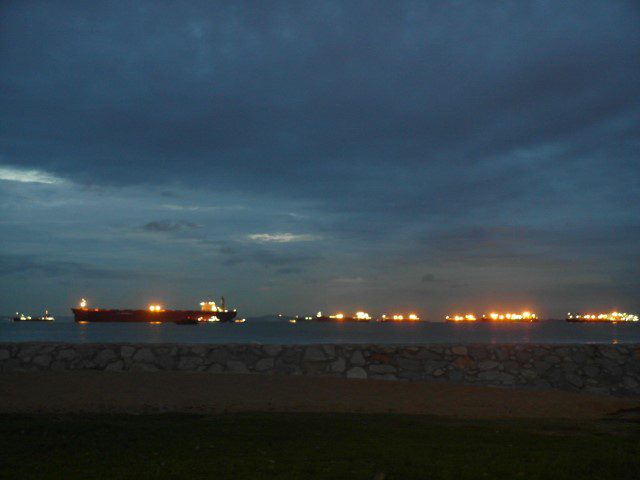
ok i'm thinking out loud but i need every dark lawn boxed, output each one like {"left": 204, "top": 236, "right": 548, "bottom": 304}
{"left": 1, "top": 413, "right": 639, "bottom": 480}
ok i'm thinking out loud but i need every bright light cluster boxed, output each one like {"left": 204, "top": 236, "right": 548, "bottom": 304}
{"left": 445, "top": 314, "right": 476, "bottom": 322}
{"left": 381, "top": 313, "right": 421, "bottom": 321}
{"left": 446, "top": 311, "right": 537, "bottom": 321}
{"left": 486, "top": 311, "right": 537, "bottom": 321}
{"left": 200, "top": 301, "right": 220, "bottom": 312}
{"left": 568, "top": 312, "right": 639, "bottom": 322}
{"left": 326, "top": 312, "right": 371, "bottom": 320}
{"left": 148, "top": 304, "right": 163, "bottom": 312}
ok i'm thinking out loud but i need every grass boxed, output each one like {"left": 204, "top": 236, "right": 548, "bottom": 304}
{"left": 1, "top": 413, "right": 639, "bottom": 480}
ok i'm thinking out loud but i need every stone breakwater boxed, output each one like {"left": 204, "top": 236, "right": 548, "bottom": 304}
{"left": 1, "top": 343, "right": 639, "bottom": 396}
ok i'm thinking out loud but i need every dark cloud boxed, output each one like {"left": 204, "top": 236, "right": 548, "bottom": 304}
{"left": 425, "top": 225, "right": 640, "bottom": 265}
{"left": 0, "top": 254, "right": 134, "bottom": 279}
{"left": 2, "top": 2, "right": 638, "bottom": 199}
{"left": 216, "top": 241, "right": 321, "bottom": 272}
{"left": 142, "top": 220, "right": 201, "bottom": 233}
{"left": 276, "top": 267, "right": 304, "bottom": 275}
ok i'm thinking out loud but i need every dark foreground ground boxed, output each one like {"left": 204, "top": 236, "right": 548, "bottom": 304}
{"left": 1, "top": 372, "right": 637, "bottom": 417}
{"left": 2, "top": 373, "right": 640, "bottom": 479}
{"left": 2, "top": 412, "right": 640, "bottom": 480}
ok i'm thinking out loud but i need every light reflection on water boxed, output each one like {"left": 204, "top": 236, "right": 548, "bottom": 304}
{"left": 2, "top": 319, "right": 640, "bottom": 344}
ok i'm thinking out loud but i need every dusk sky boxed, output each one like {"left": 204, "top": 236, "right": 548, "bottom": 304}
{"left": 1, "top": 1, "right": 639, "bottom": 319}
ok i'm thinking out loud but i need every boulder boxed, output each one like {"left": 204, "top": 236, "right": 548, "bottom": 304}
{"left": 32, "top": 354, "right": 52, "bottom": 367}
{"left": 329, "top": 357, "right": 346, "bottom": 373}
{"left": 263, "top": 345, "right": 282, "bottom": 357}
{"left": 95, "top": 349, "right": 118, "bottom": 366}
{"left": 132, "top": 348, "right": 155, "bottom": 363}
{"left": 255, "top": 358, "right": 275, "bottom": 371}
{"left": 304, "top": 347, "right": 327, "bottom": 361}
{"left": 120, "top": 346, "right": 136, "bottom": 358}
{"left": 226, "top": 360, "right": 250, "bottom": 373}
{"left": 369, "top": 364, "right": 396, "bottom": 374}
{"left": 346, "top": 367, "right": 367, "bottom": 379}
{"left": 104, "top": 360, "right": 124, "bottom": 371}
{"left": 451, "top": 346, "right": 467, "bottom": 356}
{"left": 350, "top": 350, "right": 366, "bottom": 366}
{"left": 397, "top": 357, "right": 421, "bottom": 371}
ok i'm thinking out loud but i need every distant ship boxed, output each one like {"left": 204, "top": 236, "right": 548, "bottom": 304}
{"left": 380, "top": 314, "right": 421, "bottom": 322}
{"left": 72, "top": 297, "right": 237, "bottom": 324}
{"left": 13, "top": 310, "right": 55, "bottom": 322}
{"left": 446, "top": 311, "right": 538, "bottom": 322}
{"left": 313, "top": 311, "right": 372, "bottom": 322}
{"left": 566, "top": 312, "right": 639, "bottom": 323}
{"left": 289, "top": 311, "right": 423, "bottom": 322}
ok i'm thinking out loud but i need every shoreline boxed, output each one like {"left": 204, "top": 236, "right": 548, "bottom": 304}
{"left": 1, "top": 342, "right": 639, "bottom": 397}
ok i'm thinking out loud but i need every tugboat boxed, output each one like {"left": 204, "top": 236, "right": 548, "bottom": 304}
{"left": 13, "top": 310, "right": 55, "bottom": 322}
{"left": 72, "top": 297, "right": 238, "bottom": 324}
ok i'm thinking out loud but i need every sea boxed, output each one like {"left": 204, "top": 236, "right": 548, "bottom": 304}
{"left": 2, "top": 316, "right": 639, "bottom": 344}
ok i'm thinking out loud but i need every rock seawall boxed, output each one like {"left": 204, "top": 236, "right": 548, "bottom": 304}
{"left": 1, "top": 343, "right": 639, "bottom": 396}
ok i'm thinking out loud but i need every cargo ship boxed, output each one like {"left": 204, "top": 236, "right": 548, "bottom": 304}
{"left": 288, "top": 312, "right": 423, "bottom": 322}
{"left": 13, "top": 310, "right": 55, "bottom": 322}
{"left": 446, "top": 311, "right": 538, "bottom": 322}
{"left": 566, "top": 311, "right": 639, "bottom": 323}
{"left": 72, "top": 297, "right": 237, "bottom": 324}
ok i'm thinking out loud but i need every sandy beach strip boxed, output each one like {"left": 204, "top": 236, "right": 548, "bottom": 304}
{"left": 1, "top": 372, "right": 638, "bottom": 418}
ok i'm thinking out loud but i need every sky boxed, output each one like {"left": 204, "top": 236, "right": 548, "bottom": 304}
{"left": 1, "top": 1, "right": 639, "bottom": 319}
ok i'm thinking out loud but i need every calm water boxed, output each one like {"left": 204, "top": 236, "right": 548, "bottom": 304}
{"left": 1, "top": 318, "right": 639, "bottom": 344}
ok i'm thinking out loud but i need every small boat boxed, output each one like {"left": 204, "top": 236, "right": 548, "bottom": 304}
{"left": 13, "top": 310, "right": 55, "bottom": 322}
